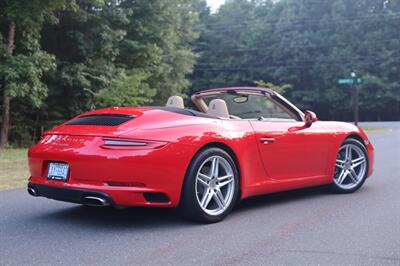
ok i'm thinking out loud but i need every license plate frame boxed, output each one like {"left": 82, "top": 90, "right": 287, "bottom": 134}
{"left": 47, "top": 162, "right": 69, "bottom": 181}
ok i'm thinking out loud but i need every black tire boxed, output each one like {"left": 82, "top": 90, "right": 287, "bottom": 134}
{"left": 330, "top": 138, "right": 369, "bottom": 194}
{"left": 178, "top": 147, "right": 239, "bottom": 223}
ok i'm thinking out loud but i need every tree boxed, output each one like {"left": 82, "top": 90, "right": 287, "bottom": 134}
{"left": 190, "top": 0, "right": 400, "bottom": 121}
{"left": 255, "top": 80, "right": 292, "bottom": 95}
{"left": 40, "top": 0, "right": 199, "bottom": 125}
{"left": 95, "top": 70, "right": 156, "bottom": 107}
{"left": 3, "top": 0, "right": 400, "bottom": 147}
{"left": 116, "top": 0, "right": 199, "bottom": 104}
{"left": 40, "top": 0, "right": 129, "bottom": 120}
{"left": 0, "top": 0, "right": 201, "bottom": 146}
{"left": 0, "top": 0, "right": 72, "bottom": 148}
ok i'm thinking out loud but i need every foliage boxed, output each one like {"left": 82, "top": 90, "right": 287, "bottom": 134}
{"left": 0, "top": 51, "right": 55, "bottom": 107}
{"left": 0, "top": 0, "right": 73, "bottom": 147}
{"left": 40, "top": 0, "right": 199, "bottom": 121}
{"left": 1, "top": 0, "right": 199, "bottom": 146}
{"left": 95, "top": 70, "right": 156, "bottom": 107}
{"left": 190, "top": 0, "right": 400, "bottom": 121}
{"left": 1, "top": 0, "right": 400, "bottom": 147}
{"left": 254, "top": 80, "right": 292, "bottom": 95}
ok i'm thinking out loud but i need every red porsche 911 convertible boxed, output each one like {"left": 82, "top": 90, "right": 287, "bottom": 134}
{"left": 27, "top": 87, "right": 374, "bottom": 223}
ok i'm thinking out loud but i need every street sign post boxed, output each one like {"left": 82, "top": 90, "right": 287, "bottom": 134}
{"left": 337, "top": 72, "right": 363, "bottom": 126}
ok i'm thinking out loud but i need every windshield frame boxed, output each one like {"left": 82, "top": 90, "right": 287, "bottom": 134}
{"left": 191, "top": 87, "right": 304, "bottom": 121}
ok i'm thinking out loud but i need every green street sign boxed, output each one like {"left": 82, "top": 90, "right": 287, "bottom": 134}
{"left": 337, "top": 78, "right": 363, "bottom": 85}
{"left": 338, "top": 79, "right": 354, "bottom": 85}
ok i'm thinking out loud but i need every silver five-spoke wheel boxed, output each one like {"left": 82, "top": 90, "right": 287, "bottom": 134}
{"left": 334, "top": 141, "right": 367, "bottom": 190}
{"left": 179, "top": 147, "right": 239, "bottom": 223}
{"left": 195, "top": 156, "right": 235, "bottom": 216}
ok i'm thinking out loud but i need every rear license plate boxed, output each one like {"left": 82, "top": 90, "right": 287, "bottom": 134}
{"left": 47, "top": 162, "right": 69, "bottom": 181}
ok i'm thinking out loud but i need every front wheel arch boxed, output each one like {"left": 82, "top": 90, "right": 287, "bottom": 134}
{"left": 345, "top": 133, "right": 366, "bottom": 147}
{"left": 331, "top": 138, "right": 369, "bottom": 193}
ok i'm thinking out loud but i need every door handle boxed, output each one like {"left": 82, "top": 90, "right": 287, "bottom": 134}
{"left": 260, "top": 137, "right": 275, "bottom": 144}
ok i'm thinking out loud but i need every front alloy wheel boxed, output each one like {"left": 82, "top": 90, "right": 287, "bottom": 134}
{"left": 179, "top": 148, "right": 239, "bottom": 223}
{"left": 332, "top": 139, "right": 369, "bottom": 193}
{"left": 195, "top": 156, "right": 236, "bottom": 216}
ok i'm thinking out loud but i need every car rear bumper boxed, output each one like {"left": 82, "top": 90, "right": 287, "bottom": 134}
{"left": 27, "top": 180, "right": 174, "bottom": 207}
{"left": 28, "top": 182, "right": 115, "bottom": 206}
{"left": 27, "top": 137, "right": 199, "bottom": 207}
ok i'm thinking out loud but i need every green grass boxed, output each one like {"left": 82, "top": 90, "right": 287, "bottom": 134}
{"left": 360, "top": 127, "right": 392, "bottom": 134}
{"left": 0, "top": 149, "right": 28, "bottom": 191}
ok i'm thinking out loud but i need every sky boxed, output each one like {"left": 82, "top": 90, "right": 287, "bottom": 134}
{"left": 206, "top": 0, "right": 225, "bottom": 12}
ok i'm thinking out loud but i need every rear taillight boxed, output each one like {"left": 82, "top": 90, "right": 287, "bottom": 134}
{"left": 104, "top": 140, "right": 147, "bottom": 146}
{"left": 101, "top": 138, "right": 167, "bottom": 150}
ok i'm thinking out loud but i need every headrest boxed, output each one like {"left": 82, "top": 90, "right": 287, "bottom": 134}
{"left": 207, "top": 99, "right": 229, "bottom": 119}
{"left": 166, "top": 96, "right": 184, "bottom": 109}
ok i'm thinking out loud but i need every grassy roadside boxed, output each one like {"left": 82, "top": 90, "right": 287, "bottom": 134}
{"left": 361, "top": 127, "right": 392, "bottom": 134}
{"left": 0, "top": 149, "right": 28, "bottom": 191}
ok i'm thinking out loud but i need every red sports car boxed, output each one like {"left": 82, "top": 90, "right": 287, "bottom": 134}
{"left": 27, "top": 87, "right": 374, "bottom": 223}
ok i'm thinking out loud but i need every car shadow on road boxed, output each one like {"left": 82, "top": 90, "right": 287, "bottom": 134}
{"left": 41, "top": 204, "right": 190, "bottom": 229}
{"left": 37, "top": 185, "right": 351, "bottom": 229}
{"left": 237, "top": 185, "right": 331, "bottom": 210}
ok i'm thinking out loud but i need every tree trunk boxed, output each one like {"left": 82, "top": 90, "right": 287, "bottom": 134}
{"left": 0, "top": 21, "right": 15, "bottom": 148}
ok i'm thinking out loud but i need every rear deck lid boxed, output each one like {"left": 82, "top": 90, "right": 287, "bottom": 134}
{"left": 45, "top": 107, "right": 150, "bottom": 137}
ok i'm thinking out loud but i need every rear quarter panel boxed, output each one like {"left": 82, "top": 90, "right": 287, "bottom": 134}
{"left": 120, "top": 115, "right": 266, "bottom": 200}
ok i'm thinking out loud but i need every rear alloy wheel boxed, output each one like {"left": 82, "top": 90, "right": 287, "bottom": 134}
{"left": 179, "top": 148, "right": 239, "bottom": 223}
{"left": 331, "top": 139, "right": 369, "bottom": 193}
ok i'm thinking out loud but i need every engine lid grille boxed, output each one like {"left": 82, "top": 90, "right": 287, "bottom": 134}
{"left": 66, "top": 114, "right": 135, "bottom": 126}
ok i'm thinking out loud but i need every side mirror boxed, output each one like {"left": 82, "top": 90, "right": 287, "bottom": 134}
{"left": 304, "top": 110, "right": 318, "bottom": 127}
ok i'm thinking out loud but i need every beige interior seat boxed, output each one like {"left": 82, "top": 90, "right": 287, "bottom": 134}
{"left": 207, "top": 99, "right": 230, "bottom": 119}
{"left": 166, "top": 96, "right": 184, "bottom": 109}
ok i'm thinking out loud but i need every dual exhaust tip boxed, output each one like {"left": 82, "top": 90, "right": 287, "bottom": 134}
{"left": 27, "top": 187, "right": 38, "bottom": 197}
{"left": 27, "top": 186, "right": 109, "bottom": 207}
{"left": 82, "top": 196, "right": 109, "bottom": 207}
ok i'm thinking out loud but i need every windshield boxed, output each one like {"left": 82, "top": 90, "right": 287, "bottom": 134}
{"left": 202, "top": 92, "right": 297, "bottom": 120}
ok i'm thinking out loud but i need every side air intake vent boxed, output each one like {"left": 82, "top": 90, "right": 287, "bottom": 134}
{"left": 67, "top": 114, "right": 135, "bottom": 126}
{"left": 143, "top": 192, "right": 170, "bottom": 203}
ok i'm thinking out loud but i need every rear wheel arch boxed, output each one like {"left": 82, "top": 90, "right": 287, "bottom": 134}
{"left": 178, "top": 142, "right": 241, "bottom": 222}
{"left": 199, "top": 142, "right": 240, "bottom": 172}
{"left": 179, "top": 141, "right": 242, "bottom": 203}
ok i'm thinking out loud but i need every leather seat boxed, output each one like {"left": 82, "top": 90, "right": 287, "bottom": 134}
{"left": 166, "top": 96, "right": 184, "bottom": 109}
{"left": 207, "top": 99, "right": 230, "bottom": 119}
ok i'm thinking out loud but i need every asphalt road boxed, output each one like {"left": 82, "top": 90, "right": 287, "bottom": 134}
{"left": 1, "top": 122, "right": 399, "bottom": 265}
